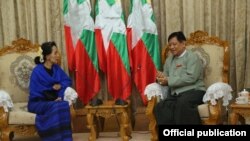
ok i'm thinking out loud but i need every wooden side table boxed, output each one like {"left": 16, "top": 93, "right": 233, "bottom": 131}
{"left": 229, "top": 103, "right": 250, "bottom": 124}
{"left": 85, "top": 100, "right": 132, "bottom": 141}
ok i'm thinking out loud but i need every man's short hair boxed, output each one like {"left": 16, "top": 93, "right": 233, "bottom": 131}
{"left": 168, "top": 31, "right": 186, "bottom": 42}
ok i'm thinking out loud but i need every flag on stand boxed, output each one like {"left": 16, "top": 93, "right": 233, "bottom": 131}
{"left": 127, "top": 0, "right": 161, "bottom": 105}
{"left": 95, "top": 0, "right": 131, "bottom": 100}
{"left": 63, "top": 0, "right": 100, "bottom": 104}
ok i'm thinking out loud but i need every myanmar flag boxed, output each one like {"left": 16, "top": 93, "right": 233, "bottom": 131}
{"left": 64, "top": 0, "right": 100, "bottom": 104}
{"left": 127, "top": 0, "right": 161, "bottom": 105}
{"left": 95, "top": 0, "right": 131, "bottom": 100}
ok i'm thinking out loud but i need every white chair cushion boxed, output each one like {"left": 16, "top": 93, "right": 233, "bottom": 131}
{"left": 8, "top": 102, "right": 35, "bottom": 125}
{"left": 198, "top": 103, "right": 209, "bottom": 118}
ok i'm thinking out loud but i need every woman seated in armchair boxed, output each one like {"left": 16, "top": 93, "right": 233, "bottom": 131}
{"left": 154, "top": 31, "right": 206, "bottom": 125}
{"left": 28, "top": 41, "right": 76, "bottom": 141}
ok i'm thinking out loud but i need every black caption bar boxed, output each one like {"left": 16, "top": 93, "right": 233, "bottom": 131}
{"left": 158, "top": 125, "right": 250, "bottom": 140}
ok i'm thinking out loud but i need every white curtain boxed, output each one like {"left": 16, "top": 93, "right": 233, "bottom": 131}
{"left": 0, "top": 0, "right": 67, "bottom": 70}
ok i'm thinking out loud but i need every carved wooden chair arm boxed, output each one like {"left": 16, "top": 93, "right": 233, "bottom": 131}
{"left": 202, "top": 100, "right": 222, "bottom": 125}
{"left": 146, "top": 96, "right": 158, "bottom": 141}
{"left": 0, "top": 107, "right": 8, "bottom": 129}
{"left": 69, "top": 104, "right": 76, "bottom": 131}
{"left": 146, "top": 96, "right": 157, "bottom": 116}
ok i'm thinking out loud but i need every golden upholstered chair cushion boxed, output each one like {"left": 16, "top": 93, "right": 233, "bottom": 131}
{"left": 0, "top": 39, "right": 38, "bottom": 126}
{"left": 184, "top": 31, "right": 229, "bottom": 124}
{"left": 0, "top": 53, "right": 38, "bottom": 103}
{"left": 0, "top": 39, "right": 40, "bottom": 140}
{"left": 198, "top": 103, "right": 210, "bottom": 118}
{"left": 8, "top": 102, "right": 35, "bottom": 125}
{"left": 186, "top": 44, "right": 224, "bottom": 88}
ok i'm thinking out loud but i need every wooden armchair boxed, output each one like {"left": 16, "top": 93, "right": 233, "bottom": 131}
{"left": 145, "top": 30, "right": 230, "bottom": 141}
{"left": 0, "top": 38, "right": 76, "bottom": 141}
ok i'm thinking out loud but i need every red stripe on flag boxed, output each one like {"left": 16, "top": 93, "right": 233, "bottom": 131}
{"left": 126, "top": 28, "right": 133, "bottom": 68}
{"left": 64, "top": 25, "right": 75, "bottom": 71}
{"left": 106, "top": 42, "right": 131, "bottom": 100}
{"left": 131, "top": 40, "right": 157, "bottom": 105}
{"left": 95, "top": 29, "right": 107, "bottom": 74}
{"left": 75, "top": 40, "right": 100, "bottom": 104}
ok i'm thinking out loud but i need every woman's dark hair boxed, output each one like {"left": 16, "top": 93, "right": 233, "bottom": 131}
{"left": 168, "top": 31, "right": 186, "bottom": 42}
{"left": 34, "top": 41, "right": 57, "bottom": 64}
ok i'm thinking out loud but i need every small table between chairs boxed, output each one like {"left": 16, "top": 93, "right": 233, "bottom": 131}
{"left": 229, "top": 103, "right": 250, "bottom": 124}
{"left": 85, "top": 100, "right": 132, "bottom": 141}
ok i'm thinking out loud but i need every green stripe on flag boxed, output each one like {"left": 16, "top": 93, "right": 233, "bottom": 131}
{"left": 141, "top": 0, "right": 147, "bottom": 5}
{"left": 79, "top": 30, "right": 99, "bottom": 71}
{"left": 142, "top": 33, "right": 161, "bottom": 69}
{"left": 106, "top": 0, "right": 116, "bottom": 6}
{"left": 121, "top": 13, "right": 125, "bottom": 23}
{"left": 111, "top": 33, "right": 131, "bottom": 74}
{"left": 63, "top": 0, "right": 68, "bottom": 15}
{"left": 151, "top": 14, "right": 156, "bottom": 22}
{"left": 95, "top": 0, "right": 99, "bottom": 16}
{"left": 129, "top": 0, "right": 133, "bottom": 13}
{"left": 77, "top": 0, "right": 86, "bottom": 4}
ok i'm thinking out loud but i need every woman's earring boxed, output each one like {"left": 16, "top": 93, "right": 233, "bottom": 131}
{"left": 40, "top": 56, "right": 44, "bottom": 63}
